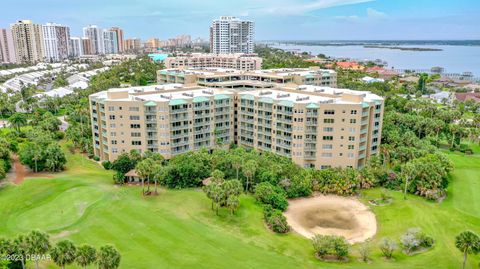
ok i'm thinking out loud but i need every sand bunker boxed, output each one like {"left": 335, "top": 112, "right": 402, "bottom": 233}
{"left": 284, "top": 195, "right": 377, "bottom": 244}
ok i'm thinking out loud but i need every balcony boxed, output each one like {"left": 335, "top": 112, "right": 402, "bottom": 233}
{"left": 358, "top": 153, "right": 366, "bottom": 159}
{"left": 362, "top": 111, "right": 369, "bottom": 117}
{"left": 360, "top": 128, "right": 368, "bottom": 134}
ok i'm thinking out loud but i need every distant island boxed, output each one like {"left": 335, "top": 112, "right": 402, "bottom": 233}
{"left": 364, "top": 45, "right": 442, "bottom": 51}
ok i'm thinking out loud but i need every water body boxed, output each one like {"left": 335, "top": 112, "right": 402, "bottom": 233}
{"left": 271, "top": 42, "right": 480, "bottom": 77}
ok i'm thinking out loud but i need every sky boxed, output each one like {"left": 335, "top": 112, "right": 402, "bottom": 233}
{"left": 1, "top": 0, "right": 479, "bottom": 40}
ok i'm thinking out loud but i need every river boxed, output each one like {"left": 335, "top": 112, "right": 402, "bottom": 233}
{"left": 272, "top": 43, "right": 480, "bottom": 77}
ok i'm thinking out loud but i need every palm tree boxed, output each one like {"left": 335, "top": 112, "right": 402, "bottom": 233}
{"left": 75, "top": 244, "right": 97, "bottom": 269}
{"left": 152, "top": 163, "right": 165, "bottom": 195}
{"left": 231, "top": 155, "right": 242, "bottom": 180}
{"left": 136, "top": 158, "right": 155, "bottom": 195}
{"left": 243, "top": 160, "right": 257, "bottom": 192}
{"left": 13, "top": 235, "right": 29, "bottom": 269}
{"left": 455, "top": 231, "right": 480, "bottom": 269}
{"left": 8, "top": 113, "right": 27, "bottom": 132}
{"left": 26, "top": 231, "right": 50, "bottom": 269}
{"left": 97, "top": 245, "right": 121, "bottom": 269}
{"left": 50, "top": 240, "right": 77, "bottom": 269}
{"left": 401, "top": 162, "right": 416, "bottom": 200}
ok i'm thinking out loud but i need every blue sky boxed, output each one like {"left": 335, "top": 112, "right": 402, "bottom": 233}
{"left": 1, "top": 0, "right": 479, "bottom": 40}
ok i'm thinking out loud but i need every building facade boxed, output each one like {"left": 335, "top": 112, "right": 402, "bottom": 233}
{"left": 124, "top": 38, "right": 141, "bottom": 53}
{"left": 42, "top": 23, "right": 70, "bottom": 62}
{"left": 157, "top": 67, "right": 337, "bottom": 88}
{"left": 83, "top": 25, "right": 104, "bottom": 55}
{"left": 109, "top": 27, "right": 124, "bottom": 53}
{"left": 90, "top": 83, "right": 382, "bottom": 169}
{"left": 69, "top": 37, "right": 83, "bottom": 58}
{"left": 0, "top": 28, "right": 17, "bottom": 63}
{"left": 103, "top": 30, "right": 119, "bottom": 54}
{"left": 210, "top": 16, "right": 254, "bottom": 54}
{"left": 10, "top": 20, "right": 45, "bottom": 63}
{"left": 81, "top": 37, "right": 93, "bottom": 55}
{"left": 164, "top": 53, "right": 262, "bottom": 71}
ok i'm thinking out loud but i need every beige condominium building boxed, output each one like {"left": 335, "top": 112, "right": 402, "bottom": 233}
{"left": 164, "top": 53, "right": 263, "bottom": 71}
{"left": 90, "top": 83, "right": 383, "bottom": 169}
{"left": 157, "top": 67, "right": 337, "bottom": 89}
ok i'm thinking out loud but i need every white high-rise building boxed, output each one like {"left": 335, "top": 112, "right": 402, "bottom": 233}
{"left": 210, "top": 16, "right": 254, "bottom": 54}
{"left": 69, "top": 37, "right": 83, "bottom": 58}
{"left": 42, "top": 23, "right": 70, "bottom": 62}
{"left": 103, "top": 30, "right": 118, "bottom": 54}
{"left": 83, "top": 25, "right": 104, "bottom": 55}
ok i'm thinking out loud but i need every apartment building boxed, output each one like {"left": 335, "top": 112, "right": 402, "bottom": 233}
{"left": 210, "top": 16, "right": 254, "bottom": 54}
{"left": 157, "top": 67, "right": 337, "bottom": 88}
{"left": 81, "top": 38, "right": 93, "bottom": 55}
{"left": 42, "top": 23, "right": 70, "bottom": 62}
{"left": 124, "top": 38, "right": 141, "bottom": 53}
{"left": 0, "top": 28, "right": 17, "bottom": 64}
{"left": 103, "top": 30, "right": 119, "bottom": 54}
{"left": 69, "top": 37, "right": 83, "bottom": 58}
{"left": 109, "top": 27, "right": 124, "bottom": 53}
{"left": 83, "top": 25, "right": 104, "bottom": 55}
{"left": 10, "top": 20, "right": 45, "bottom": 63}
{"left": 90, "top": 84, "right": 235, "bottom": 161}
{"left": 164, "top": 53, "right": 262, "bottom": 71}
{"left": 90, "top": 83, "right": 383, "bottom": 169}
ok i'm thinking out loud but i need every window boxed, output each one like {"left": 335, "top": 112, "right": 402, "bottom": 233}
{"left": 132, "top": 141, "right": 142, "bottom": 145}
{"left": 323, "top": 136, "right": 333, "bottom": 141}
{"left": 112, "top": 148, "right": 118, "bottom": 154}
{"left": 131, "top": 132, "right": 141, "bottom": 137}
{"left": 348, "top": 136, "right": 355, "bottom": 141}
{"left": 348, "top": 145, "right": 355, "bottom": 150}
{"left": 108, "top": 106, "right": 115, "bottom": 111}
{"left": 349, "top": 127, "right": 356, "bottom": 133}
{"left": 109, "top": 115, "right": 115, "bottom": 120}
{"left": 320, "top": 165, "right": 331, "bottom": 169}
{"left": 323, "top": 127, "right": 333, "bottom": 132}
{"left": 322, "top": 144, "right": 333, "bottom": 149}
{"left": 348, "top": 153, "right": 354, "bottom": 158}
{"left": 324, "top": 118, "right": 334, "bottom": 124}
{"left": 350, "top": 110, "right": 357, "bottom": 115}
{"left": 324, "top": 110, "right": 335, "bottom": 115}
{"left": 130, "top": 115, "right": 140, "bottom": 120}
{"left": 129, "top": 107, "right": 139, "bottom": 112}
{"left": 109, "top": 123, "right": 116, "bottom": 128}
{"left": 110, "top": 132, "right": 116, "bottom": 137}
{"left": 130, "top": 124, "right": 140, "bottom": 129}
{"left": 321, "top": 153, "right": 332, "bottom": 158}
{"left": 350, "top": 119, "right": 356, "bottom": 124}
{"left": 111, "top": 140, "right": 117, "bottom": 145}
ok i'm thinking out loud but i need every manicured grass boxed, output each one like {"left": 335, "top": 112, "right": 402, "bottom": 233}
{"left": 0, "top": 150, "right": 478, "bottom": 268}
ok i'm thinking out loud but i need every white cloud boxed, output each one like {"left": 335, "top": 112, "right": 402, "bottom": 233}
{"left": 366, "top": 7, "right": 387, "bottom": 19}
{"left": 249, "top": 0, "right": 375, "bottom": 16}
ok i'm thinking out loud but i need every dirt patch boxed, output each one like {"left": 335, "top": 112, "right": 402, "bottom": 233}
{"left": 6, "top": 155, "right": 53, "bottom": 184}
{"left": 284, "top": 195, "right": 377, "bottom": 244}
{"left": 51, "top": 229, "right": 79, "bottom": 240}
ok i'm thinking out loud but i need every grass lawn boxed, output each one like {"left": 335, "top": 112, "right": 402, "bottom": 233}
{"left": 0, "top": 150, "right": 479, "bottom": 268}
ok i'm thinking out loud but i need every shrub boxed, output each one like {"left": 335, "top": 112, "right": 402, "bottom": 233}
{"left": 65, "top": 141, "right": 76, "bottom": 154}
{"left": 263, "top": 205, "right": 290, "bottom": 233}
{"left": 312, "top": 235, "right": 349, "bottom": 260}
{"left": 379, "top": 237, "right": 397, "bottom": 259}
{"left": 401, "top": 228, "right": 434, "bottom": 254}
{"left": 102, "top": 161, "right": 112, "bottom": 170}
{"left": 93, "top": 156, "right": 100, "bottom": 162}
{"left": 280, "top": 174, "right": 313, "bottom": 198}
{"left": 0, "top": 163, "right": 5, "bottom": 180}
{"left": 358, "top": 242, "right": 370, "bottom": 262}
{"left": 254, "top": 182, "right": 288, "bottom": 211}
{"left": 55, "top": 131, "right": 65, "bottom": 140}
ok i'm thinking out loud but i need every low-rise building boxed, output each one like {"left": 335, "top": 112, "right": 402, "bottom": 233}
{"left": 90, "top": 83, "right": 383, "bottom": 169}
{"left": 157, "top": 67, "right": 337, "bottom": 88}
{"left": 164, "top": 53, "right": 262, "bottom": 71}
